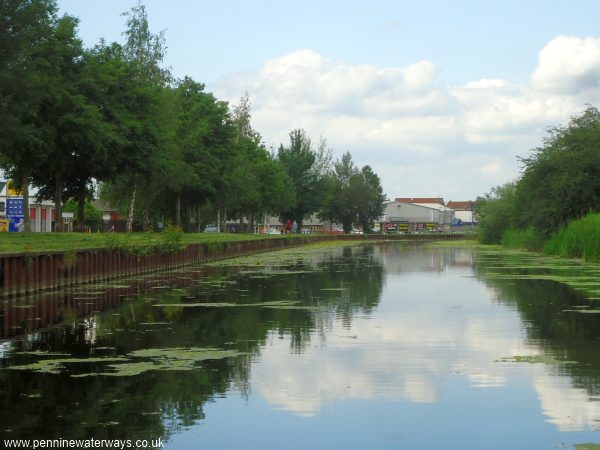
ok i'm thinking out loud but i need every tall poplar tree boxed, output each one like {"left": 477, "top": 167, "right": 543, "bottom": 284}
{"left": 120, "top": 1, "right": 168, "bottom": 231}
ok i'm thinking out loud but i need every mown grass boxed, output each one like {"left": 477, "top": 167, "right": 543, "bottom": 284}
{"left": 0, "top": 231, "right": 298, "bottom": 255}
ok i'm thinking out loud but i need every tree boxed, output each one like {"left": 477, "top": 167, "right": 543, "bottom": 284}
{"left": 170, "top": 77, "right": 232, "bottom": 230}
{"left": 356, "top": 165, "right": 386, "bottom": 232}
{"left": 277, "top": 130, "right": 331, "bottom": 228}
{"left": 319, "top": 152, "right": 385, "bottom": 233}
{"left": 475, "top": 182, "right": 517, "bottom": 244}
{"left": 514, "top": 106, "right": 600, "bottom": 236}
{"left": 30, "top": 18, "right": 118, "bottom": 231}
{"left": 224, "top": 94, "right": 293, "bottom": 230}
{"left": 120, "top": 1, "right": 169, "bottom": 231}
{"left": 0, "top": 0, "right": 69, "bottom": 231}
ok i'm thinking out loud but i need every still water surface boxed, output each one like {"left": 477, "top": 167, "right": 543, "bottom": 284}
{"left": 1, "top": 243, "right": 600, "bottom": 449}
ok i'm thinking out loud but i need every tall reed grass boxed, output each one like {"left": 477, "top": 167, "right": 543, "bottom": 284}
{"left": 543, "top": 213, "right": 600, "bottom": 262}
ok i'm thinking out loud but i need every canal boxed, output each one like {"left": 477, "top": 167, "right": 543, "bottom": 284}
{"left": 1, "top": 242, "right": 599, "bottom": 449}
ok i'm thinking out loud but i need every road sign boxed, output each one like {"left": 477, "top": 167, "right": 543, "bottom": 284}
{"left": 6, "top": 197, "right": 24, "bottom": 232}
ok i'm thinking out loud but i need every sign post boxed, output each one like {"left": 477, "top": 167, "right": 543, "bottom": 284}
{"left": 6, "top": 197, "right": 24, "bottom": 232}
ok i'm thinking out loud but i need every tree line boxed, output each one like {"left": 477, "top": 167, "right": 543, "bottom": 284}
{"left": 476, "top": 105, "right": 600, "bottom": 248}
{"left": 0, "top": 0, "right": 385, "bottom": 233}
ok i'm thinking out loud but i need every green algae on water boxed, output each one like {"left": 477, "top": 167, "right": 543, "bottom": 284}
{"left": 496, "top": 355, "right": 577, "bottom": 365}
{"left": 8, "top": 357, "right": 128, "bottom": 374}
{"left": 81, "top": 347, "right": 247, "bottom": 377}
{"left": 154, "top": 300, "right": 300, "bottom": 308}
{"left": 8, "top": 347, "right": 246, "bottom": 377}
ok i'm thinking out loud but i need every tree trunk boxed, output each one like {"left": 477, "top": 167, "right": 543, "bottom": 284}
{"left": 21, "top": 170, "right": 31, "bottom": 232}
{"left": 54, "top": 175, "right": 64, "bottom": 232}
{"left": 143, "top": 208, "right": 150, "bottom": 231}
{"left": 185, "top": 204, "right": 192, "bottom": 232}
{"left": 127, "top": 179, "right": 137, "bottom": 233}
{"left": 220, "top": 207, "right": 227, "bottom": 233}
{"left": 76, "top": 186, "right": 86, "bottom": 232}
{"left": 175, "top": 193, "right": 181, "bottom": 227}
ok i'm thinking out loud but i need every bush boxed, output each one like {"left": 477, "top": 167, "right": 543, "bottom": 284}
{"left": 160, "top": 224, "right": 184, "bottom": 253}
{"left": 501, "top": 227, "right": 544, "bottom": 251}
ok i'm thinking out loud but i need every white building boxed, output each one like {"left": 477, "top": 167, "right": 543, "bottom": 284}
{"left": 380, "top": 201, "right": 454, "bottom": 232}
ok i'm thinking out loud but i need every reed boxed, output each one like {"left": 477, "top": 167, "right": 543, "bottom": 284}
{"left": 543, "top": 213, "right": 600, "bottom": 262}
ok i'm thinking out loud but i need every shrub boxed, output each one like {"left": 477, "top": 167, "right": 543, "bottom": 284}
{"left": 501, "top": 227, "right": 544, "bottom": 251}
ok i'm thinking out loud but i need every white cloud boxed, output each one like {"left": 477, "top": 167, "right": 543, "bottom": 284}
{"left": 211, "top": 35, "right": 600, "bottom": 199}
{"left": 531, "top": 35, "right": 600, "bottom": 94}
{"left": 481, "top": 161, "right": 500, "bottom": 175}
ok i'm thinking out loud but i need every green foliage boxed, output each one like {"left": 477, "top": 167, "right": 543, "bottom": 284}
{"left": 159, "top": 224, "right": 184, "bottom": 253}
{"left": 277, "top": 130, "right": 331, "bottom": 226}
{"left": 501, "top": 227, "right": 544, "bottom": 250}
{"left": 64, "top": 200, "right": 102, "bottom": 229}
{"left": 319, "top": 152, "right": 387, "bottom": 233}
{"left": 0, "top": 2, "right": 384, "bottom": 237}
{"left": 476, "top": 182, "right": 517, "bottom": 244}
{"left": 543, "top": 213, "right": 600, "bottom": 262}
{"left": 514, "top": 106, "right": 600, "bottom": 236}
{"left": 479, "top": 106, "right": 600, "bottom": 248}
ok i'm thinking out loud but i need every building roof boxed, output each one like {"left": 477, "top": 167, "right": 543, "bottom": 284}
{"left": 395, "top": 197, "right": 444, "bottom": 205}
{"left": 412, "top": 203, "right": 453, "bottom": 212}
{"left": 446, "top": 201, "right": 474, "bottom": 210}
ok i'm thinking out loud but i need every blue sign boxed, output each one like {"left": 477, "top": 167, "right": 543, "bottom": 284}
{"left": 6, "top": 197, "right": 24, "bottom": 232}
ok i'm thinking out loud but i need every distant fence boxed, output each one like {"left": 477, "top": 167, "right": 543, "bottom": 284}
{"left": 0, "top": 233, "right": 465, "bottom": 297}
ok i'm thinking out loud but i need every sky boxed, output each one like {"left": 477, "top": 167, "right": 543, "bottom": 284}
{"left": 56, "top": 0, "right": 600, "bottom": 201}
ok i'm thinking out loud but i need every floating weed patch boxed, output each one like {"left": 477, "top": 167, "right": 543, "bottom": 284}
{"left": 8, "top": 348, "right": 245, "bottom": 377}
{"left": 154, "top": 300, "right": 300, "bottom": 308}
{"left": 574, "top": 445, "right": 600, "bottom": 450}
{"left": 476, "top": 249, "right": 600, "bottom": 301}
{"left": 72, "top": 362, "right": 158, "bottom": 378}
{"left": 496, "top": 355, "right": 577, "bottom": 365}
{"left": 14, "top": 351, "right": 71, "bottom": 357}
{"left": 263, "top": 305, "right": 324, "bottom": 311}
{"left": 88, "top": 347, "right": 246, "bottom": 377}
{"left": 8, "top": 357, "right": 127, "bottom": 374}
{"left": 210, "top": 241, "right": 364, "bottom": 268}
{"left": 138, "top": 322, "right": 173, "bottom": 325}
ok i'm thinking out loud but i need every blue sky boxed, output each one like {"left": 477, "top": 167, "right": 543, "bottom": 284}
{"left": 57, "top": 0, "right": 600, "bottom": 201}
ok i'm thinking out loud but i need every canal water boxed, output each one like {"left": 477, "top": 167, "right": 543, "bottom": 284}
{"left": 1, "top": 242, "right": 599, "bottom": 449}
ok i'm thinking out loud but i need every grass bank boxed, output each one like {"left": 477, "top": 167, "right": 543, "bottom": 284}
{"left": 0, "top": 231, "right": 295, "bottom": 255}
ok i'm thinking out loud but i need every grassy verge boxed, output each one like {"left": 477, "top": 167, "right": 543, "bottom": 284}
{"left": 0, "top": 231, "right": 300, "bottom": 255}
